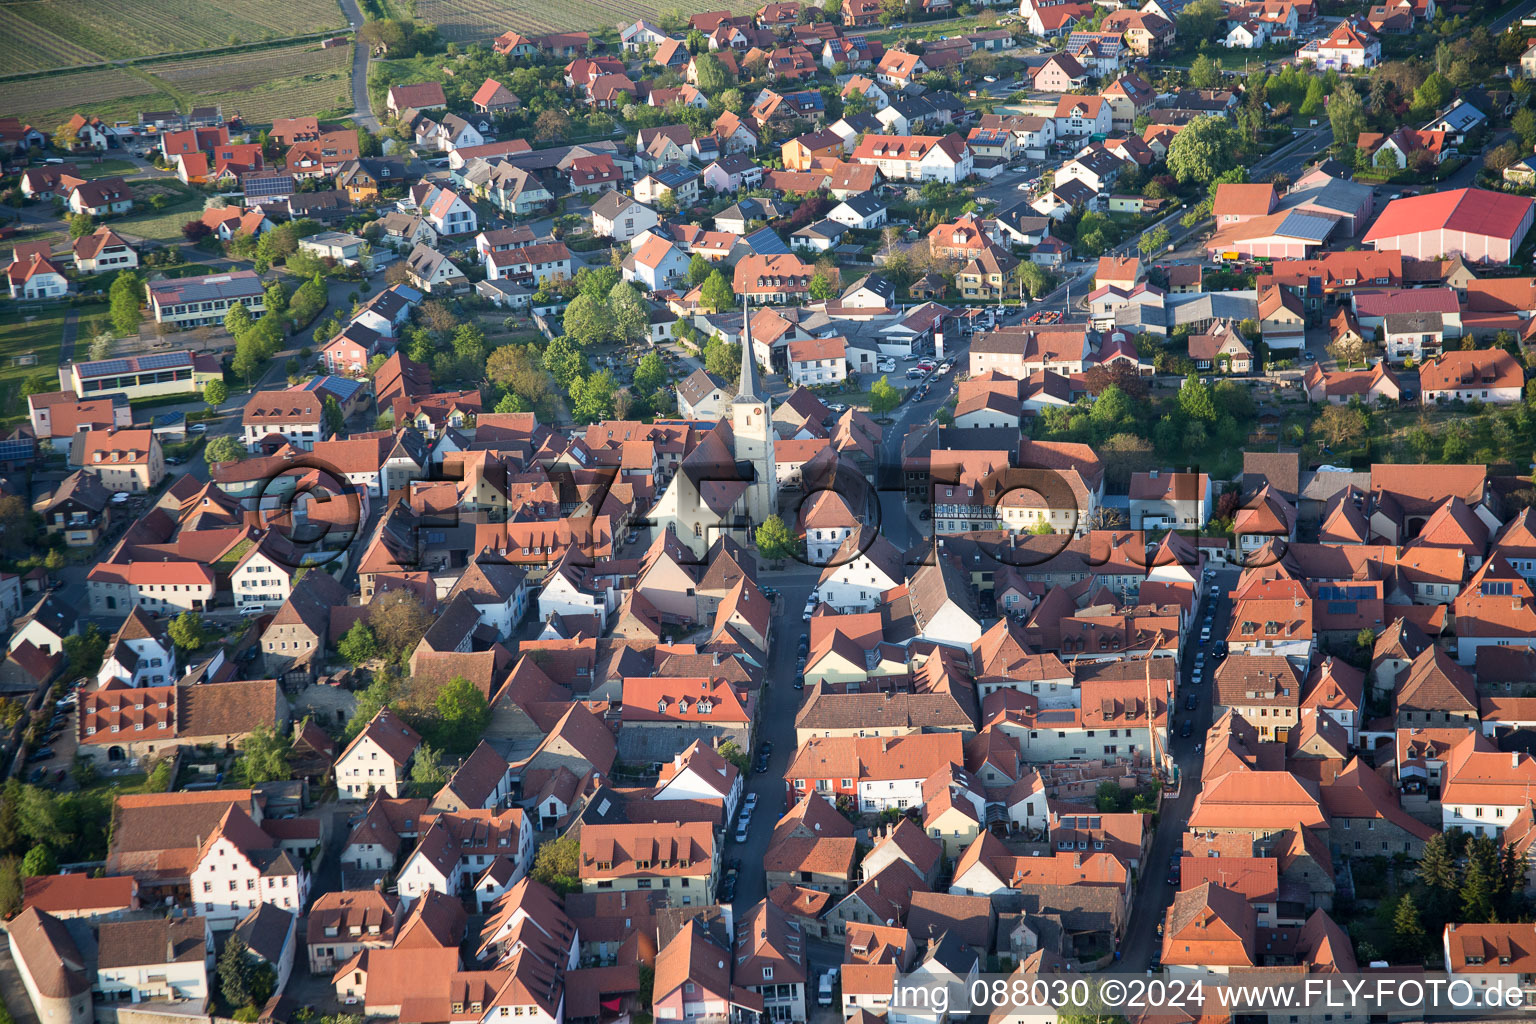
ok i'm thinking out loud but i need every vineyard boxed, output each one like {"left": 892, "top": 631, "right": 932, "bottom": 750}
{"left": 415, "top": 0, "right": 751, "bottom": 43}
{"left": 0, "top": 0, "right": 345, "bottom": 70}
{"left": 0, "top": 6, "right": 101, "bottom": 72}
{"left": 153, "top": 43, "right": 353, "bottom": 124}
{"left": 0, "top": 66, "right": 168, "bottom": 125}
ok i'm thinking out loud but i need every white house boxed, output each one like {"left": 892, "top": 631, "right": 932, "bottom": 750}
{"left": 395, "top": 810, "right": 533, "bottom": 902}
{"left": 815, "top": 527, "right": 904, "bottom": 612}
{"left": 242, "top": 389, "right": 324, "bottom": 452}
{"left": 94, "top": 917, "right": 213, "bottom": 1004}
{"left": 787, "top": 336, "right": 847, "bottom": 387}
{"left": 827, "top": 194, "right": 889, "bottom": 231}
{"left": 624, "top": 235, "right": 691, "bottom": 292}
{"left": 449, "top": 560, "right": 529, "bottom": 641}
{"left": 190, "top": 804, "right": 310, "bottom": 926}
{"left": 335, "top": 708, "right": 422, "bottom": 800}
{"left": 420, "top": 186, "right": 478, "bottom": 237}
{"left": 655, "top": 742, "right": 742, "bottom": 821}
{"left": 96, "top": 608, "right": 174, "bottom": 688}
{"left": 537, "top": 556, "right": 618, "bottom": 626}
{"left": 850, "top": 134, "right": 974, "bottom": 184}
{"left": 592, "top": 191, "right": 659, "bottom": 242}
{"left": 230, "top": 536, "right": 294, "bottom": 614}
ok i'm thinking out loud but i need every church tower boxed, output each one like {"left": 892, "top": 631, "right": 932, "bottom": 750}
{"left": 731, "top": 299, "right": 778, "bottom": 527}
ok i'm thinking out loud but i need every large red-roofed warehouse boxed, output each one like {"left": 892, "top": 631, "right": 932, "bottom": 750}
{"left": 1362, "top": 188, "right": 1534, "bottom": 264}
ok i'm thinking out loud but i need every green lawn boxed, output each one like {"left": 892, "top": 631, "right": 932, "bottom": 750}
{"left": 74, "top": 158, "right": 139, "bottom": 178}
{"left": 0, "top": 302, "right": 106, "bottom": 419}
{"left": 112, "top": 195, "right": 202, "bottom": 244}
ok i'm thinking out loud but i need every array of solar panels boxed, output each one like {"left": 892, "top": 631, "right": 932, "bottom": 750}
{"left": 79, "top": 352, "right": 190, "bottom": 377}
{"left": 137, "top": 352, "right": 191, "bottom": 371}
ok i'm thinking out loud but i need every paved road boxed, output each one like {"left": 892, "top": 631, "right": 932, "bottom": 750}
{"left": 336, "top": 0, "right": 379, "bottom": 133}
{"left": 58, "top": 309, "right": 80, "bottom": 365}
{"left": 1119, "top": 566, "right": 1239, "bottom": 970}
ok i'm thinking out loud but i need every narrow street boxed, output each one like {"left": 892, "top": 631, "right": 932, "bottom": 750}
{"left": 1119, "top": 565, "right": 1238, "bottom": 969}
{"left": 336, "top": 0, "right": 379, "bottom": 133}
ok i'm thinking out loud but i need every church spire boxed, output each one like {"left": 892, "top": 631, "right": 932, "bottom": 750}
{"left": 733, "top": 294, "right": 761, "bottom": 403}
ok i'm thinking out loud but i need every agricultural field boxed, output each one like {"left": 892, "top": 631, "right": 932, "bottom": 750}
{"left": 0, "top": 42, "right": 350, "bottom": 132}
{"left": 0, "top": 0, "right": 346, "bottom": 70}
{"left": 0, "top": 6, "right": 101, "bottom": 72}
{"left": 0, "top": 66, "right": 170, "bottom": 128}
{"left": 415, "top": 0, "right": 752, "bottom": 43}
{"left": 152, "top": 43, "right": 353, "bottom": 124}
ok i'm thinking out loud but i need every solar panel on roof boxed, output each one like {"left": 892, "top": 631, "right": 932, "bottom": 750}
{"left": 138, "top": 352, "right": 191, "bottom": 371}
{"left": 0, "top": 437, "right": 36, "bottom": 463}
{"left": 80, "top": 358, "right": 131, "bottom": 376}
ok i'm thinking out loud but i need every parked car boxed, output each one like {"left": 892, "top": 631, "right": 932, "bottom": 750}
{"left": 1179, "top": 720, "right": 1193, "bottom": 738}
{"left": 743, "top": 793, "right": 758, "bottom": 811}
{"left": 1185, "top": 692, "right": 1197, "bottom": 710}
{"left": 189, "top": 423, "right": 207, "bottom": 433}
{"left": 27, "top": 746, "right": 53, "bottom": 762}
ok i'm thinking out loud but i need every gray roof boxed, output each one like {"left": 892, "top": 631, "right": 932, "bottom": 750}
{"left": 1167, "top": 291, "right": 1257, "bottom": 327}
{"left": 1273, "top": 210, "right": 1337, "bottom": 243}
{"left": 1284, "top": 176, "right": 1372, "bottom": 216}
{"left": 146, "top": 269, "right": 263, "bottom": 304}
{"left": 233, "top": 903, "right": 295, "bottom": 965}
{"left": 835, "top": 192, "right": 887, "bottom": 217}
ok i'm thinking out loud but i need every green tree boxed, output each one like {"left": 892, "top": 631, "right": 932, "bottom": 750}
{"left": 44, "top": 549, "right": 64, "bottom": 572}
{"left": 755, "top": 513, "right": 799, "bottom": 562}
{"left": 1188, "top": 53, "right": 1219, "bottom": 89}
{"left": 410, "top": 743, "right": 448, "bottom": 790}
{"left": 1177, "top": 373, "right": 1216, "bottom": 421}
{"left": 236, "top": 724, "right": 292, "bottom": 785}
{"left": 1328, "top": 81, "right": 1365, "bottom": 149}
{"left": 1018, "top": 261, "right": 1051, "bottom": 300}
{"left": 540, "top": 336, "right": 586, "bottom": 391}
{"left": 452, "top": 323, "right": 487, "bottom": 365}
{"left": 62, "top": 623, "right": 106, "bottom": 681}
{"left": 700, "top": 269, "right": 735, "bottom": 313}
{"left": 703, "top": 336, "right": 743, "bottom": 383}
{"left": 20, "top": 844, "right": 55, "bottom": 878}
{"left": 569, "top": 369, "right": 618, "bottom": 423}
{"left": 323, "top": 396, "right": 346, "bottom": 438}
{"left": 869, "top": 375, "right": 902, "bottom": 416}
{"left": 1356, "top": 628, "right": 1376, "bottom": 650}
{"left": 688, "top": 253, "right": 713, "bottom": 286}
{"left": 693, "top": 51, "right": 729, "bottom": 93}
{"left": 218, "top": 934, "right": 256, "bottom": 1008}
{"left": 367, "top": 590, "right": 431, "bottom": 663}
{"left": 530, "top": 835, "right": 581, "bottom": 895}
{"left": 1094, "top": 780, "right": 1124, "bottom": 813}
{"left": 1392, "top": 891, "right": 1425, "bottom": 960}
{"left": 224, "top": 303, "right": 253, "bottom": 339}
{"left": 204, "top": 377, "right": 228, "bottom": 410}
{"left": 434, "top": 676, "right": 491, "bottom": 755}
{"left": 1138, "top": 225, "right": 1170, "bottom": 256}
{"left": 338, "top": 620, "right": 379, "bottom": 666}
{"left": 608, "top": 282, "right": 650, "bottom": 344}
{"left": 1413, "top": 72, "right": 1453, "bottom": 115}
{"left": 204, "top": 435, "right": 247, "bottom": 465}
{"left": 1460, "top": 836, "right": 1499, "bottom": 922}
{"left": 67, "top": 212, "right": 94, "bottom": 240}
{"left": 0, "top": 857, "right": 21, "bottom": 918}
{"left": 562, "top": 293, "right": 616, "bottom": 348}
{"left": 14, "top": 787, "right": 67, "bottom": 861}
{"left": 1315, "top": 404, "right": 1367, "bottom": 450}
{"left": 1516, "top": 108, "right": 1536, "bottom": 149}
{"left": 1176, "top": 0, "right": 1221, "bottom": 42}
{"left": 347, "top": 672, "right": 399, "bottom": 738}
{"left": 1299, "top": 76, "right": 1326, "bottom": 116}
{"left": 632, "top": 351, "right": 668, "bottom": 399}
{"left": 1166, "top": 116, "right": 1240, "bottom": 187}
{"left": 109, "top": 271, "right": 143, "bottom": 337}
{"left": 717, "top": 740, "right": 749, "bottom": 772}
{"left": 808, "top": 262, "right": 839, "bottom": 301}
{"left": 167, "top": 611, "right": 207, "bottom": 651}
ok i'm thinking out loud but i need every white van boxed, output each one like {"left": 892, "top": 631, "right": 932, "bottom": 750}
{"left": 818, "top": 973, "right": 834, "bottom": 1006}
